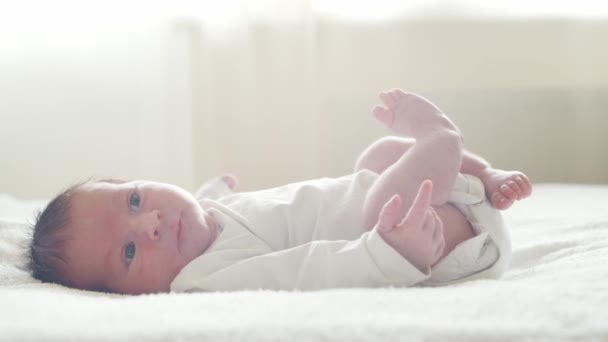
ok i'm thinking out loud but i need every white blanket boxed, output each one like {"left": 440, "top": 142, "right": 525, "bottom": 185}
{"left": 1, "top": 184, "right": 607, "bottom": 341}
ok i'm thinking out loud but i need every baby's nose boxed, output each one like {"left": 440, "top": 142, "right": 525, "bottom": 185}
{"left": 140, "top": 210, "right": 161, "bottom": 240}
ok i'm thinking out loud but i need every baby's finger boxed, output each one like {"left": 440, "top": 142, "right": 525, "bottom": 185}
{"left": 432, "top": 212, "right": 443, "bottom": 241}
{"left": 372, "top": 105, "right": 392, "bottom": 123}
{"left": 389, "top": 90, "right": 400, "bottom": 105}
{"left": 421, "top": 209, "right": 436, "bottom": 233}
{"left": 392, "top": 88, "right": 407, "bottom": 97}
{"left": 434, "top": 237, "right": 446, "bottom": 260}
{"left": 379, "top": 91, "right": 396, "bottom": 108}
{"left": 428, "top": 206, "right": 437, "bottom": 220}
{"left": 221, "top": 174, "right": 239, "bottom": 190}
{"left": 403, "top": 180, "right": 433, "bottom": 226}
{"left": 376, "top": 194, "right": 402, "bottom": 232}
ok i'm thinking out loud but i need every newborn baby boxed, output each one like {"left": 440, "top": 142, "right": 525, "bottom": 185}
{"left": 29, "top": 89, "right": 532, "bottom": 294}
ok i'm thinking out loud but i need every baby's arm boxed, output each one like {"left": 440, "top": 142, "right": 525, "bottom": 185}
{"left": 172, "top": 229, "right": 431, "bottom": 292}
{"left": 175, "top": 180, "right": 441, "bottom": 292}
{"left": 375, "top": 180, "right": 445, "bottom": 272}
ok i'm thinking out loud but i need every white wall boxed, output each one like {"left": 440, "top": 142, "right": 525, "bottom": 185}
{"left": 313, "top": 19, "right": 608, "bottom": 185}
{"left": 0, "top": 18, "right": 196, "bottom": 198}
{"left": 1, "top": 14, "right": 607, "bottom": 199}
{"left": 189, "top": 18, "right": 608, "bottom": 192}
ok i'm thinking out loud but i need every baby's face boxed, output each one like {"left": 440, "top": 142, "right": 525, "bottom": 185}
{"left": 64, "top": 181, "right": 217, "bottom": 294}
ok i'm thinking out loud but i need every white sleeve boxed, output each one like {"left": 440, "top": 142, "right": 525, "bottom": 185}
{"left": 171, "top": 229, "right": 430, "bottom": 292}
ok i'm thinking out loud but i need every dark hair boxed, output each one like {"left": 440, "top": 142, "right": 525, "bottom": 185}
{"left": 28, "top": 179, "right": 126, "bottom": 289}
{"left": 28, "top": 182, "right": 87, "bottom": 286}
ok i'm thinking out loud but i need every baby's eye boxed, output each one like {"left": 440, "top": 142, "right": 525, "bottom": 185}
{"left": 129, "top": 192, "right": 141, "bottom": 212}
{"left": 125, "top": 242, "right": 136, "bottom": 265}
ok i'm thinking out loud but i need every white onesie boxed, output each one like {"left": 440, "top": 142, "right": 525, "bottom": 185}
{"left": 171, "top": 170, "right": 510, "bottom": 292}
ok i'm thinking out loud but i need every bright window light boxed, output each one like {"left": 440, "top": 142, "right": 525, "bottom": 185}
{"left": 312, "top": 0, "right": 608, "bottom": 19}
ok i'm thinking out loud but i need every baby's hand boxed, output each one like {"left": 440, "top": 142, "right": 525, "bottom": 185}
{"left": 220, "top": 174, "right": 239, "bottom": 191}
{"left": 375, "top": 180, "right": 445, "bottom": 273}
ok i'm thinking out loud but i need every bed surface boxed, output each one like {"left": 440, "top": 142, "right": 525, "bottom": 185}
{"left": 1, "top": 184, "right": 607, "bottom": 341}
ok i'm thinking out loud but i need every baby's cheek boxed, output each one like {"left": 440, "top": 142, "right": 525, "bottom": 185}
{"left": 157, "top": 245, "right": 184, "bottom": 275}
{"left": 136, "top": 257, "right": 171, "bottom": 293}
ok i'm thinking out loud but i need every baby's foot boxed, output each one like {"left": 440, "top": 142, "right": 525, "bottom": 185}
{"left": 372, "top": 89, "right": 462, "bottom": 139}
{"left": 479, "top": 169, "right": 532, "bottom": 210}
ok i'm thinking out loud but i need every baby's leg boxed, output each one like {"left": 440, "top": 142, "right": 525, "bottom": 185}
{"left": 356, "top": 136, "right": 532, "bottom": 210}
{"left": 362, "top": 89, "right": 464, "bottom": 228}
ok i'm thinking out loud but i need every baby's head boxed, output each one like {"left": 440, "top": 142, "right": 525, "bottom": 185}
{"left": 29, "top": 179, "right": 217, "bottom": 294}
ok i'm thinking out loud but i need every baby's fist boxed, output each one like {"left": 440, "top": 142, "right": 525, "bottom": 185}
{"left": 375, "top": 181, "right": 445, "bottom": 272}
{"left": 220, "top": 174, "right": 239, "bottom": 191}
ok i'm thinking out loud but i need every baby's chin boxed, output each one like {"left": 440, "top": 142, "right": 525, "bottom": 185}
{"left": 179, "top": 212, "right": 215, "bottom": 262}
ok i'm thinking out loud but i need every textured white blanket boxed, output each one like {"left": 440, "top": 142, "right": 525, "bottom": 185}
{"left": 1, "top": 184, "right": 607, "bottom": 341}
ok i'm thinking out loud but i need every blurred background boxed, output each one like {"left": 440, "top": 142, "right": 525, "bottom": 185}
{"left": 1, "top": 0, "right": 607, "bottom": 199}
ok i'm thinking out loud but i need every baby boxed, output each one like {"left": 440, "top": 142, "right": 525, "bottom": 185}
{"left": 29, "top": 89, "right": 532, "bottom": 294}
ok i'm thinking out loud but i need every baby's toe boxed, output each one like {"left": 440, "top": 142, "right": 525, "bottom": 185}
{"left": 507, "top": 180, "right": 523, "bottom": 200}
{"left": 499, "top": 182, "right": 518, "bottom": 200}
{"left": 514, "top": 175, "right": 532, "bottom": 198}
{"left": 491, "top": 191, "right": 514, "bottom": 210}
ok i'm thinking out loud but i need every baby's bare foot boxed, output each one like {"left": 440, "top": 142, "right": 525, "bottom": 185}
{"left": 372, "top": 89, "right": 461, "bottom": 139}
{"left": 479, "top": 169, "right": 532, "bottom": 210}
